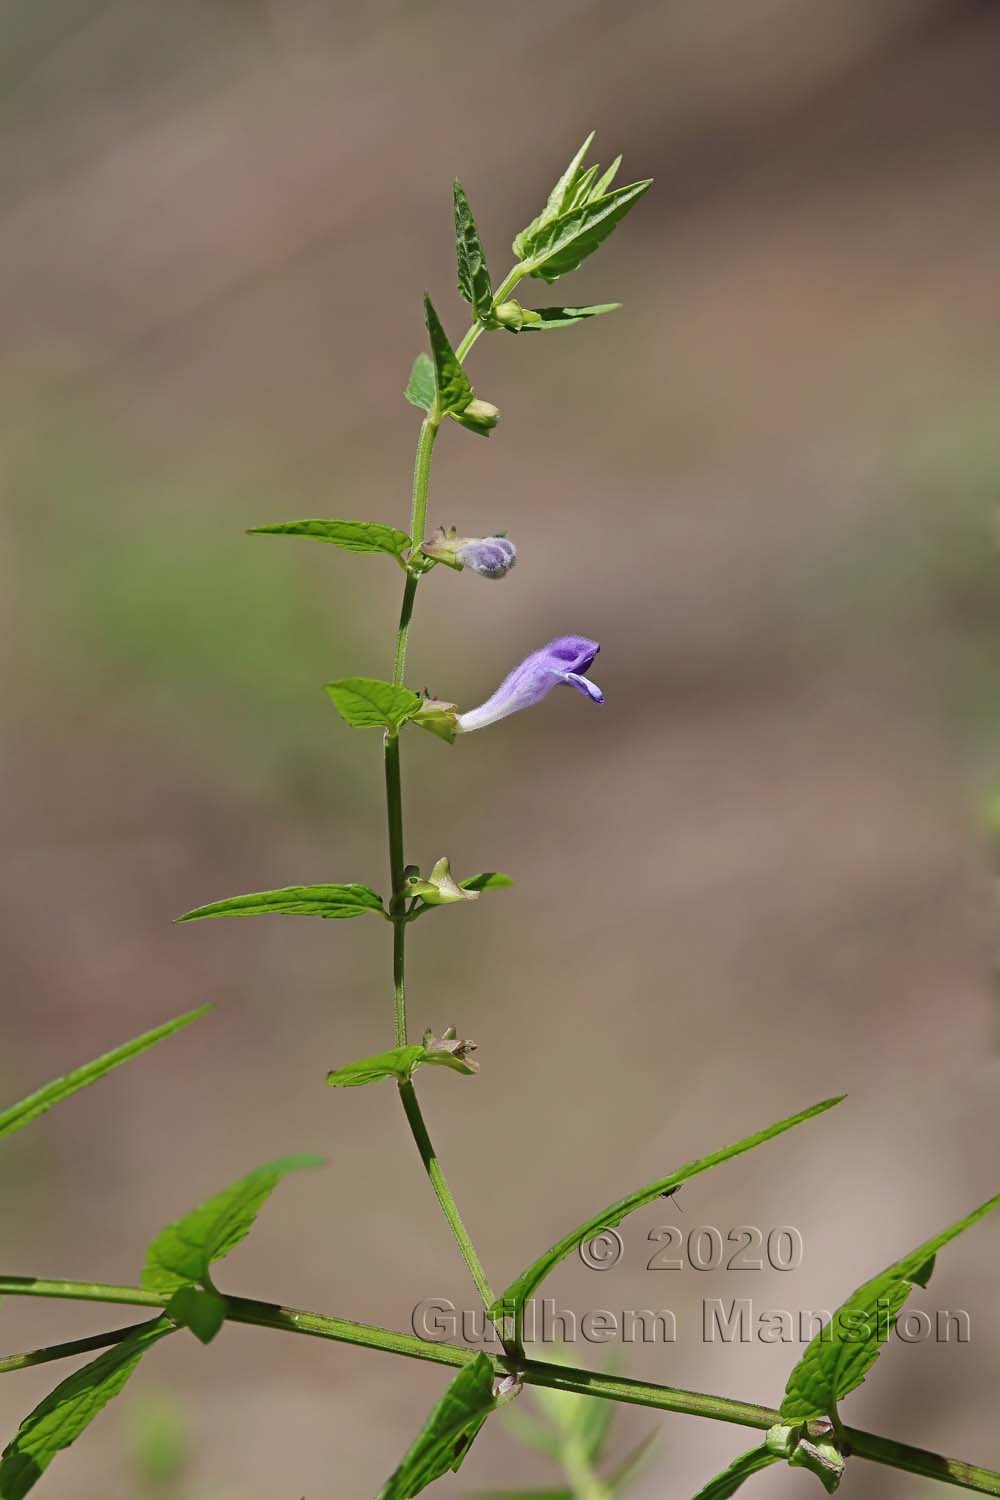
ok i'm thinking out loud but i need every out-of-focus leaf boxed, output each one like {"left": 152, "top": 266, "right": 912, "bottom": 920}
{"left": 142, "top": 1156, "right": 323, "bottom": 1294}
{"left": 490, "top": 1097, "right": 843, "bottom": 1327}
{"left": 423, "top": 295, "right": 473, "bottom": 416}
{"left": 405, "top": 353, "right": 436, "bottom": 412}
{"left": 177, "top": 884, "right": 384, "bottom": 922}
{"left": 781, "top": 1192, "right": 1000, "bottom": 1420}
{"left": 453, "top": 182, "right": 493, "bottom": 321}
{"left": 325, "top": 677, "right": 423, "bottom": 731}
{"left": 378, "top": 1354, "right": 497, "bottom": 1498}
{"left": 248, "top": 519, "right": 411, "bottom": 557}
{"left": 0, "top": 1320, "right": 172, "bottom": 1498}
{"left": 0, "top": 1009, "right": 209, "bottom": 1141}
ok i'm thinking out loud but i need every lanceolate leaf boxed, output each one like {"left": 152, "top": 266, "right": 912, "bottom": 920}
{"left": 378, "top": 1354, "right": 496, "bottom": 1499}
{"left": 519, "top": 181, "right": 652, "bottom": 284}
{"left": 0, "top": 1319, "right": 172, "bottom": 1498}
{"left": 490, "top": 1097, "right": 843, "bottom": 1325}
{"left": 519, "top": 304, "right": 621, "bottom": 331}
{"left": 0, "top": 1008, "right": 209, "bottom": 1141}
{"left": 405, "top": 352, "right": 436, "bottom": 412}
{"left": 142, "top": 1155, "right": 324, "bottom": 1294}
{"left": 780, "top": 1192, "right": 1000, "bottom": 1421}
{"left": 248, "top": 519, "right": 411, "bottom": 558}
{"left": 177, "top": 884, "right": 384, "bottom": 922}
{"left": 453, "top": 182, "right": 493, "bottom": 321}
{"left": 460, "top": 872, "right": 513, "bottom": 893}
{"left": 691, "top": 1445, "right": 780, "bottom": 1499}
{"left": 423, "top": 295, "right": 473, "bottom": 417}
{"left": 513, "top": 132, "right": 596, "bottom": 259}
{"left": 325, "top": 678, "right": 423, "bottom": 732}
{"left": 326, "top": 1046, "right": 425, "bottom": 1088}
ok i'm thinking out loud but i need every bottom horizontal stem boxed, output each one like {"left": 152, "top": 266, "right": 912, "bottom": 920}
{"left": 0, "top": 1277, "right": 998, "bottom": 1493}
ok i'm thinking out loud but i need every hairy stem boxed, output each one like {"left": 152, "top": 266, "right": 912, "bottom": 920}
{"left": 2, "top": 1278, "right": 999, "bottom": 1494}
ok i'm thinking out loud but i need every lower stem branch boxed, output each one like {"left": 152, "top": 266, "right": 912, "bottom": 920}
{"left": 1, "top": 1278, "right": 998, "bottom": 1494}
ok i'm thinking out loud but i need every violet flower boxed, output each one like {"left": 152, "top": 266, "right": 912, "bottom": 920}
{"left": 457, "top": 636, "right": 603, "bottom": 733}
{"left": 456, "top": 536, "right": 517, "bottom": 579}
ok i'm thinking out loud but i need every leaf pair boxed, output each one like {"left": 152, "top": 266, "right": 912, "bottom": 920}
{"left": 512, "top": 132, "right": 651, "bottom": 283}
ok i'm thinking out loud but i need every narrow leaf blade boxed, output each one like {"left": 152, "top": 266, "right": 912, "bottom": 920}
{"left": 0, "top": 1008, "right": 209, "bottom": 1141}
{"left": 325, "top": 678, "right": 423, "bottom": 731}
{"left": 520, "top": 181, "right": 652, "bottom": 284}
{"left": 453, "top": 182, "right": 493, "bottom": 320}
{"left": 177, "top": 884, "right": 384, "bottom": 922}
{"left": 248, "top": 520, "right": 411, "bottom": 557}
{"left": 142, "top": 1155, "right": 324, "bottom": 1294}
{"left": 0, "top": 1319, "right": 171, "bottom": 1498}
{"left": 491, "top": 1097, "right": 843, "bottom": 1321}
{"left": 691, "top": 1446, "right": 780, "bottom": 1500}
{"left": 519, "top": 305, "right": 621, "bottom": 332}
{"left": 327, "top": 1046, "right": 424, "bottom": 1088}
{"left": 460, "top": 872, "right": 514, "bottom": 892}
{"left": 423, "top": 295, "right": 473, "bottom": 416}
{"left": 405, "top": 353, "right": 436, "bottom": 412}
{"left": 781, "top": 1192, "right": 1000, "bottom": 1421}
{"left": 378, "top": 1354, "right": 496, "bottom": 1499}
{"left": 512, "top": 132, "right": 596, "bottom": 259}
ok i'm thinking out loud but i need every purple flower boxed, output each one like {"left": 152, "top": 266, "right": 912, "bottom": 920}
{"left": 456, "top": 536, "right": 517, "bottom": 579}
{"left": 457, "top": 636, "right": 603, "bottom": 733}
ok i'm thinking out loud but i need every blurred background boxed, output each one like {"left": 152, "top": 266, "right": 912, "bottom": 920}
{"left": 3, "top": 0, "right": 1000, "bottom": 1494}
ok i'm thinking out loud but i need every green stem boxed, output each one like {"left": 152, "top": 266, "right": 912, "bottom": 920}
{"left": 0, "top": 1320, "right": 153, "bottom": 1374}
{"left": 2, "top": 1279, "right": 999, "bottom": 1494}
{"left": 397, "top": 1080, "right": 495, "bottom": 1310}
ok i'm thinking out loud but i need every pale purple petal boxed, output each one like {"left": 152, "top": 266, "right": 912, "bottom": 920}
{"left": 456, "top": 537, "right": 517, "bottom": 579}
{"left": 457, "top": 636, "right": 602, "bottom": 732}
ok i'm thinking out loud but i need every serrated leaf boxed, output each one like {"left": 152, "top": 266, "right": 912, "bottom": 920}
{"left": 177, "top": 884, "right": 384, "bottom": 922}
{"left": 691, "top": 1445, "right": 780, "bottom": 1499}
{"left": 166, "top": 1286, "right": 226, "bottom": 1345}
{"left": 453, "top": 182, "right": 493, "bottom": 321}
{"left": 0, "top": 1008, "right": 209, "bottom": 1141}
{"left": 423, "top": 295, "right": 473, "bottom": 417}
{"left": 325, "top": 677, "right": 423, "bottom": 731}
{"left": 326, "top": 1045, "right": 424, "bottom": 1088}
{"left": 405, "top": 352, "right": 436, "bottom": 412}
{"left": 0, "top": 1319, "right": 172, "bottom": 1498}
{"left": 248, "top": 519, "right": 411, "bottom": 557}
{"left": 142, "top": 1155, "right": 323, "bottom": 1294}
{"left": 490, "top": 1097, "right": 843, "bottom": 1327}
{"left": 519, "top": 304, "right": 621, "bottom": 332}
{"left": 513, "top": 132, "right": 596, "bottom": 260}
{"left": 379, "top": 1354, "right": 496, "bottom": 1499}
{"left": 519, "top": 180, "right": 652, "bottom": 284}
{"left": 781, "top": 1192, "right": 1000, "bottom": 1421}
{"left": 461, "top": 872, "right": 514, "bottom": 892}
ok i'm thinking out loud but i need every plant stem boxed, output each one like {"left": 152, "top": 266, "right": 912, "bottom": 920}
{"left": 2, "top": 1278, "right": 999, "bottom": 1495}
{"left": 398, "top": 1080, "right": 495, "bottom": 1310}
{"left": 0, "top": 1320, "right": 153, "bottom": 1373}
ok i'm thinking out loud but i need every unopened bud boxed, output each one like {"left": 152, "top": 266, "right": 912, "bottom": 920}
{"left": 452, "top": 398, "right": 500, "bottom": 436}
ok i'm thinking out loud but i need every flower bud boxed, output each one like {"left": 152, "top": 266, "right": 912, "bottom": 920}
{"left": 452, "top": 398, "right": 500, "bottom": 436}
{"left": 493, "top": 301, "right": 525, "bottom": 332}
{"left": 421, "top": 527, "right": 517, "bottom": 579}
{"left": 406, "top": 856, "right": 478, "bottom": 905}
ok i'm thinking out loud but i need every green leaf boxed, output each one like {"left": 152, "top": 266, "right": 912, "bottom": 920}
{"left": 325, "top": 677, "right": 423, "bottom": 731}
{"left": 326, "top": 1045, "right": 424, "bottom": 1087}
{"left": 142, "top": 1155, "right": 324, "bottom": 1294}
{"left": 405, "top": 352, "right": 436, "bottom": 412}
{"left": 513, "top": 132, "right": 596, "bottom": 259}
{"left": 519, "top": 304, "right": 621, "bottom": 332}
{"left": 177, "top": 884, "right": 384, "bottom": 922}
{"left": 165, "top": 1286, "right": 226, "bottom": 1345}
{"left": 0, "top": 1008, "right": 209, "bottom": 1141}
{"left": 423, "top": 294, "right": 473, "bottom": 417}
{"left": 691, "top": 1445, "right": 780, "bottom": 1500}
{"left": 453, "top": 182, "right": 493, "bottom": 321}
{"left": 780, "top": 1192, "right": 1000, "bottom": 1421}
{"left": 605, "top": 1430, "right": 658, "bottom": 1493}
{"left": 0, "top": 1319, "right": 171, "bottom": 1498}
{"left": 490, "top": 1097, "right": 843, "bottom": 1326}
{"left": 461, "top": 872, "right": 514, "bottom": 892}
{"left": 519, "top": 180, "right": 652, "bottom": 284}
{"left": 378, "top": 1354, "right": 497, "bottom": 1499}
{"left": 248, "top": 519, "right": 411, "bottom": 558}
